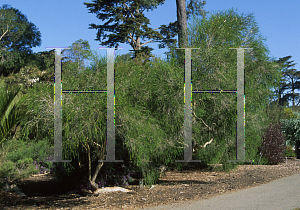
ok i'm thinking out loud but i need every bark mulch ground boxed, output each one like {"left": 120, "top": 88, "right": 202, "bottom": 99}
{"left": 1, "top": 157, "right": 300, "bottom": 210}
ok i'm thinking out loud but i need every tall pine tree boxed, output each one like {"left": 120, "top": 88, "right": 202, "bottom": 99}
{"left": 84, "top": 0, "right": 177, "bottom": 63}
{"left": 274, "top": 56, "right": 299, "bottom": 109}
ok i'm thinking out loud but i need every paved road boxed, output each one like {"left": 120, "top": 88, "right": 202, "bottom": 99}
{"left": 141, "top": 172, "right": 300, "bottom": 210}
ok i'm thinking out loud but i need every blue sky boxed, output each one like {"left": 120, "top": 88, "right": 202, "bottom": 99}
{"left": 2, "top": 0, "right": 300, "bottom": 106}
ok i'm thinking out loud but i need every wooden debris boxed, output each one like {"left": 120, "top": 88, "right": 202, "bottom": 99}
{"left": 94, "top": 187, "right": 133, "bottom": 194}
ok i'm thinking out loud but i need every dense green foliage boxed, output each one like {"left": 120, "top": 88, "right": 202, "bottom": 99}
{"left": 166, "top": 9, "right": 284, "bottom": 167}
{"left": 0, "top": 79, "right": 28, "bottom": 145}
{"left": 280, "top": 116, "right": 300, "bottom": 149}
{"left": 0, "top": 138, "right": 53, "bottom": 181}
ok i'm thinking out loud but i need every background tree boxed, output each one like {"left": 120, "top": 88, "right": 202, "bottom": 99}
{"left": 84, "top": 0, "right": 179, "bottom": 63}
{"left": 274, "top": 56, "right": 300, "bottom": 109}
{"left": 0, "top": 49, "right": 55, "bottom": 95}
{"left": 61, "top": 39, "right": 93, "bottom": 76}
{"left": 0, "top": 4, "right": 41, "bottom": 77}
{"left": 115, "top": 52, "right": 133, "bottom": 63}
{"left": 263, "top": 56, "right": 300, "bottom": 150}
{"left": 175, "top": 0, "right": 188, "bottom": 68}
{"left": 176, "top": 0, "right": 188, "bottom": 51}
{"left": 186, "top": 0, "right": 208, "bottom": 20}
{"left": 263, "top": 56, "right": 298, "bottom": 125}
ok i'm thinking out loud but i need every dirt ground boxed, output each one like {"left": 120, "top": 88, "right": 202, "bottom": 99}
{"left": 1, "top": 157, "right": 300, "bottom": 210}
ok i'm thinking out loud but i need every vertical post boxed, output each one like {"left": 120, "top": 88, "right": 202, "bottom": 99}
{"left": 296, "top": 140, "right": 300, "bottom": 159}
{"left": 184, "top": 49, "right": 192, "bottom": 162}
{"left": 46, "top": 47, "right": 71, "bottom": 163}
{"left": 100, "top": 48, "right": 123, "bottom": 162}
{"left": 237, "top": 48, "right": 245, "bottom": 161}
{"left": 229, "top": 48, "right": 252, "bottom": 163}
{"left": 176, "top": 48, "right": 201, "bottom": 163}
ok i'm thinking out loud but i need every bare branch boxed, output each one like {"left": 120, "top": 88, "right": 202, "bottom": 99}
{"left": 90, "top": 140, "right": 102, "bottom": 147}
{"left": 123, "top": 3, "right": 136, "bottom": 19}
{"left": 140, "top": 40, "right": 153, "bottom": 47}
{"left": 128, "top": 32, "right": 136, "bottom": 47}
{"left": 0, "top": 24, "right": 9, "bottom": 41}
{"left": 192, "top": 101, "right": 215, "bottom": 131}
{"left": 199, "top": 138, "right": 213, "bottom": 148}
{"left": 81, "top": 140, "right": 87, "bottom": 151}
{"left": 153, "top": 27, "right": 162, "bottom": 30}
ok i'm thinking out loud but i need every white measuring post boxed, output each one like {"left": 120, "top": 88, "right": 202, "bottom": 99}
{"left": 175, "top": 48, "right": 202, "bottom": 164}
{"left": 98, "top": 47, "right": 123, "bottom": 162}
{"left": 46, "top": 47, "right": 71, "bottom": 163}
{"left": 228, "top": 48, "right": 252, "bottom": 163}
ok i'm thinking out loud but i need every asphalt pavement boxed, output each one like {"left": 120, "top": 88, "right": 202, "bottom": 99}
{"left": 141, "top": 172, "right": 300, "bottom": 210}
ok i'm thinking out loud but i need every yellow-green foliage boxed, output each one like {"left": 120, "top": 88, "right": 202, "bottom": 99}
{"left": 283, "top": 107, "right": 298, "bottom": 120}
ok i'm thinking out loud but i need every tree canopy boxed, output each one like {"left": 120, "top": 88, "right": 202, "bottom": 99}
{"left": 84, "top": 0, "right": 179, "bottom": 62}
{"left": 273, "top": 56, "right": 299, "bottom": 108}
{"left": 61, "top": 39, "right": 93, "bottom": 75}
{"left": 83, "top": 0, "right": 208, "bottom": 64}
{"left": 0, "top": 4, "right": 41, "bottom": 77}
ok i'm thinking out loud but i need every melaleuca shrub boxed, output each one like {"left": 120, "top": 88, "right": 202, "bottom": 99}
{"left": 259, "top": 121, "right": 286, "bottom": 165}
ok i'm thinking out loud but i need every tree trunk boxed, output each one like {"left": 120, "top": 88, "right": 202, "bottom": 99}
{"left": 176, "top": 0, "right": 188, "bottom": 67}
{"left": 90, "top": 161, "right": 103, "bottom": 192}
{"left": 85, "top": 137, "right": 105, "bottom": 192}
{"left": 84, "top": 137, "right": 97, "bottom": 192}
{"left": 176, "top": 0, "right": 188, "bottom": 49}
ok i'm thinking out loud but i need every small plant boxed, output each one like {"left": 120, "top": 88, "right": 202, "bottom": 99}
{"left": 32, "top": 154, "right": 54, "bottom": 174}
{"left": 0, "top": 158, "right": 39, "bottom": 181}
{"left": 15, "top": 158, "right": 39, "bottom": 180}
{"left": 259, "top": 121, "right": 286, "bottom": 165}
{"left": 0, "top": 160, "right": 18, "bottom": 178}
{"left": 284, "top": 146, "right": 296, "bottom": 157}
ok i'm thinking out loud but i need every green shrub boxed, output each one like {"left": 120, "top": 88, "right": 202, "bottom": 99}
{"left": 0, "top": 137, "right": 54, "bottom": 180}
{"left": 0, "top": 160, "right": 17, "bottom": 178}
{"left": 15, "top": 163, "right": 39, "bottom": 180}
{"left": 5, "top": 139, "right": 28, "bottom": 163}
{"left": 6, "top": 138, "right": 53, "bottom": 162}
{"left": 4, "top": 138, "right": 54, "bottom": 173}
{"left": 259, "top": 122, "right": 286, "bottom": 165}
{"left": 0, "top": 158, "right": 39, "bottom": 181}
{"left": 14, "top": 157, "right": 39, "bottom": 180}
